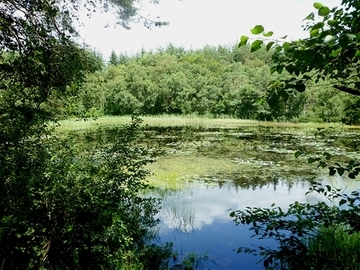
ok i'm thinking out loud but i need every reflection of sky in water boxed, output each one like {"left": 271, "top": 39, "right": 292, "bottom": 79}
{"left": 155, "top": 179, "right": 357, "bottom": 269}
{"left": 158, "top": 181, "right": 312, "bottom": 234}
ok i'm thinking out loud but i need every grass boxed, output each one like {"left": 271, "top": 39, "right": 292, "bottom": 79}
{"left": 304, "top": 225, "right": 360, "bottom": 270}
{"left": 56, "top": 115, "right": 356, "bottom": 133}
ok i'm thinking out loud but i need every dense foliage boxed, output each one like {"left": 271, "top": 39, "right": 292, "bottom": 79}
{"left": 70, "top": 43, "right": 357, "bottom": 123}
{"left": 239, "top": 0, "right": 360, "bottom": 123}
{"left": 0, "top": 0, "right": 175, "bottom": 269}
{"left": 231, "top": 1, "right": 360, "bottom": 269}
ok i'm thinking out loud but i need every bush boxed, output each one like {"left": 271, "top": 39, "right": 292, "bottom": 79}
{"left": 0, "top": 117, "right": 170, "bottom": 269}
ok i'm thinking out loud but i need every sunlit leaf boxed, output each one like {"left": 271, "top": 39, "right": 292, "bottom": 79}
{"left": 346, "top": 33, "right": 356, "bottom": 40}
{"left": 318, "top": 6, "right": 330, "bottom": 16}
{"left": 331, "top": 48, "right": 341, "bottom": 57}
{"left": 238, "top": 35, "right": 249, "bottom": 47}
{"left": 311, "top": 22, "right": 324, "bottom": 31}
{"left": 324, "top": 35, "right": 336, "bottom": 47}
{"left": 310, "top": 28, "right": 320, "bottom": 37}
{"left": 250, "top": 40, "right": 263, "bottom": 52}
{"left": 250, "top": 25, "right": 264, "bottom": 35}
{"left": 313, "top": 2, "right": 323, "bottom": 9}
{"left": 327, "top": 19, "right": 337, "bottom": 26}
{"left": 263, "top": 31, "right": 274, "bottom": 37}
{"left": 282, "top": 42, "right": 291, "bottom": 50}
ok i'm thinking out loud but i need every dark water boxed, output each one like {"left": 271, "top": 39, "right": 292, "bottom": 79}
{"left": 143, "top": 125, "right": 360, "bottom": 269}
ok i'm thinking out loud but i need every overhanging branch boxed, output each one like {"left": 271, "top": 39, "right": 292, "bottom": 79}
{"left": 334, "top": 85, "right": 360, "bottom": 96}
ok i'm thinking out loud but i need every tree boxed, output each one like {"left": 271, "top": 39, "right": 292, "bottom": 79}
{"left": 0, "top": 0, "right": 174, "bottom": 268}
{"left": 239, "top": 0, "right": 360, "bottom": 107}
{"left": 109, "top": 50, "right": 119, "bottom": 65}
{"left": 232, "top": 1, "right": 360, "bottom": 268}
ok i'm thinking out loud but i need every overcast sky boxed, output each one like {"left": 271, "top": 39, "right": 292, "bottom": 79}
{"left": 78, "top": 0, "right": 341, "bottom": 59}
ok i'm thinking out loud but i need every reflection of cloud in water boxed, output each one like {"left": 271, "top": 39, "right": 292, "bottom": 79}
{"left": 158, "top": 180, "right": 314, "bottom": 234}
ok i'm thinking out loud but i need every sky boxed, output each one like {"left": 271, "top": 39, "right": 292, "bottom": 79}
{"left": 78, "top": 0, "right": 341, "bottom": 59}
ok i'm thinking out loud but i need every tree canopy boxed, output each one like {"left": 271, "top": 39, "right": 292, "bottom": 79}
{"left": 232, "top": 1, "right": 360, "bottom": 268}
{"left": 0, "top": 1, "right": 176, "bottom": 269}
{"left": 239, "top": 0, "right": 360, "bottom": 99}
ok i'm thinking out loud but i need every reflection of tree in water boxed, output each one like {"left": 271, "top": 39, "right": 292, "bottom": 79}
{"left": 198, "top": 171, "right": 312, "bottom": 192}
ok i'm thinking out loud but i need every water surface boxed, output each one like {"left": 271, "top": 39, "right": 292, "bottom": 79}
{"left": 145, "top": 125, "right": 360, "bottom": 269}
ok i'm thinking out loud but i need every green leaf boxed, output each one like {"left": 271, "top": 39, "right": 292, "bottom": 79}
{"left": 303, "top": 12, "right": 315, "bottom": 21}
{"left": 294, "top": 151, "right": 302, "bottom": 158}
{"left": 294, "top": 83, "right": 306, "bottom": 93}
{"left": 323, "top": 152, "right": 331, "bottom": 160}
{"left": 275, "top": 64, "right": 284, "bottom": 73}
{"left": 282, "top": 42, "right": 291, "bottom": 50}
{"left": 266, "top": 41, "right": 275, "bottom": 51}
{"left": 310, "top": 28, "right": 320, "bottom": 37}
{"left": 279, "top": 89, "right": 290, "bottom": 103}
{"left": 339, "top": 199, "right": 347, "bottom": 206}
{"left": 355, "top": 50, "right": 360, "bottom": 58}
{"left": 267, "top": 94, "right": 280, "bottom": 110}
{"left": 313, "top": 2, "right": 323, "bottom": 9}
{"left": 250, "top": 25, "right": 264, "bottom": 35}
{"left": 250, "top": 40, "right": 263, "bottom": 52}
{"left": 270, "top": 66, "right": 277, "bottom": 74}
{"left": 331, "top": 48, "right": 341, "bottom": 57}
{"left": 327, "top": 19, "right": 337, "bottom": 26}
{"left": 238, "top": 35, "right": 249, "bottom": 47}
{"left": 337, "top": 167, "right": 345, "bottom": 176}
{"left": 346, "top": 33, "right": 356, "bottom": 40}
{"left": 285, "top": 64, "right": 296, "bottom": 74}
{"left": 318, "top": 6, "right": 330, "bottom": 16}
{"left": 324, "top": 35, "right": 336, "bottom": 47}
{"left": 311, "top": 22, "right": 324, "bottom": 31}
{"left": 308, "top": 157, "right": 320, "bottom": 163}
{"left": 263, "top": 31, "right": 274, "bottom": 37}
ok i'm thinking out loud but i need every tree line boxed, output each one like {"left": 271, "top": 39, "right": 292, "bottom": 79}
{"left": 69, "top": 43, "right": 360, "bottom": 124}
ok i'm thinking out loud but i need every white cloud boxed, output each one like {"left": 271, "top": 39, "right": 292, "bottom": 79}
{"left": 156, "top": 181, "right": 313, "bottom": 234}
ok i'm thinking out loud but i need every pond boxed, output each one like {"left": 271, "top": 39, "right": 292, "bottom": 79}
{"left": 141, "top": 124, "right": 360, "bottom": 269}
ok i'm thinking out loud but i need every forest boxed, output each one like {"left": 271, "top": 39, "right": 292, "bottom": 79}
{"left": 1, "top": 0, "right": 360, "bottom": 269}
{"left": 66, "top": 43, "right": 360, "bottom": 124}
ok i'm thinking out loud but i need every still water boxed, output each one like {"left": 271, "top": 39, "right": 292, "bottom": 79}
{"left": 144, "top": 125, "right": 360, "bottom": 269}
{"left": 156, "top": 180, "right": 319, "bottom": 269}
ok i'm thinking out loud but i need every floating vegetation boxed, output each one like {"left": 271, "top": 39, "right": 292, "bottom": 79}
{"left": 143, "top": 124, "right": 360, "bottom": 192}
